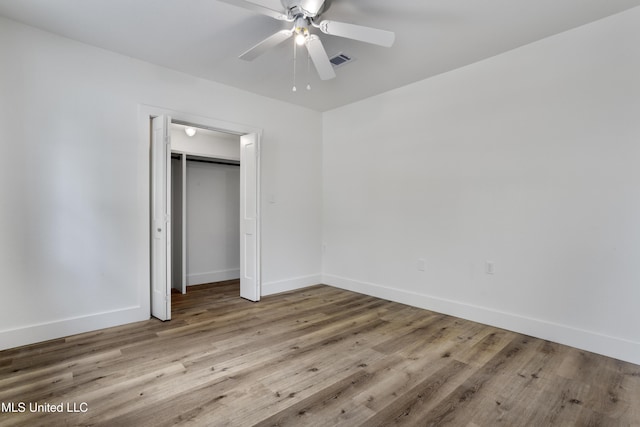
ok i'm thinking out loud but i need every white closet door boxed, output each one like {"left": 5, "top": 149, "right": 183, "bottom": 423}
{"left": 151, "top": 115, "right": 172, "bottom": 320}
{"left": 240, "top": 133, "right": 260, "bottom": 301}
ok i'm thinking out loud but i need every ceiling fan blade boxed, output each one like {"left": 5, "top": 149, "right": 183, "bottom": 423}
{"left": 317, "top": 20, "right": 395, "bottom": 47}
{"left": 240, "top": 30, "right": 293, "bottom": 61}
{"left": 246, "top": 0, "right": 282, "bottom": 7}
{"left": 305, "top": 35, "right": 336, "bottom": 80}
{"left": 217, "top": 0, "right": 290, "bottom": 20}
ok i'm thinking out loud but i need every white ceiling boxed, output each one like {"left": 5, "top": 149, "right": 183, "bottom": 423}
{"left": 1, "top": 0, "right": 639, "bottom": 111}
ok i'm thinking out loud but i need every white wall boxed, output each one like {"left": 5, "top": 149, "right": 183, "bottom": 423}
{"left": 0, "top": 16, "right": 323, "bottom": 350}
{"left": 186, "top": 161, "right": 240, "bottom": 285}
{"left": 322, "top": 8, "right": 640, "bottom": 365}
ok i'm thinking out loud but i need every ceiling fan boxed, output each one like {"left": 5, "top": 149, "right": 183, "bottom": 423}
{"left": 220, "top": 0, "right": 395, "bottom": 80}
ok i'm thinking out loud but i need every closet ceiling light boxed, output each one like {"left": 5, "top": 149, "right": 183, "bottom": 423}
{"left": 185, "top": 127, "right": 197, "bottom": 137}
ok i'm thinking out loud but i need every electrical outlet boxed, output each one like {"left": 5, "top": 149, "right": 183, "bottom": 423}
{"left": 417, "top": 258, "right": 426, "bottom": 272}
{"left": 485, "top": 261, "right": 495, "bottom": 275}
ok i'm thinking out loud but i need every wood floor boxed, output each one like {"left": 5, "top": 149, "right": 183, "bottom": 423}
{"left": 1, "top": 281, "right": 639, "bottom": 426}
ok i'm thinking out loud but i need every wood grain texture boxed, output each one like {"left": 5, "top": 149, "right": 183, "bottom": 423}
{"left": 1, "top": 280, "right": 639, "bottom": 426}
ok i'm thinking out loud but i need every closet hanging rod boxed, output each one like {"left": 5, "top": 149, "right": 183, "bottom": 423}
{"left": 171, "top": 154, "right": 240, "bottom": 167}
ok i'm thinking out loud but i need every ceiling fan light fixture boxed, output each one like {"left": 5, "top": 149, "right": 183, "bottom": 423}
{"left": 295, "top": 32, "right": 306, "bottom": 46}
{"left": 294, "top": 24, "right": 309, "bottom": 46}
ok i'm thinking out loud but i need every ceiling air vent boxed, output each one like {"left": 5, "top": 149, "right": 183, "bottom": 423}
{"left": 329, "top": 53, "right": 353, "bottom": 68}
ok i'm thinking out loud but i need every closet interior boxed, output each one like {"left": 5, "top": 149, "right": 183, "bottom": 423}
{"left": 169, "top": 123, "right": 241, "bottom": 294}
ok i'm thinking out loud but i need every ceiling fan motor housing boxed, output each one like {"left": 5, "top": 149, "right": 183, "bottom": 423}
{"left": 295, "top": 16, "right": 309, "bottom": 32}
{"left": 281, "top": 0, "right": 326, "bottom": 18}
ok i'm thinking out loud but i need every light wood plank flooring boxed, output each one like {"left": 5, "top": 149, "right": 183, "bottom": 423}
{"left": 1, "top": 281, "right": 639, "bottom": 426}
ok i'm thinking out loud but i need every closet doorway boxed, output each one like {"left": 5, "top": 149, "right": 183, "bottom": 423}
{"left": 170, "top": 123, "right": 241, "bottom": 295}
{"left": 149, "top": 111, "right": 261, "bottom": 322}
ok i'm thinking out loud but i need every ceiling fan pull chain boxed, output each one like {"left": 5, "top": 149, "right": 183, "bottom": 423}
{"left": 292, "top": 42, "right": 298, "bottom": 92}
{"left": 306, "top": 49, "right": 311, "bottom": 91}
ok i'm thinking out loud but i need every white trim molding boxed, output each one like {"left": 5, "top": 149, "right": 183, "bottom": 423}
{"left": 262, "top": 275, "right": 323, "bottom": 296}
{"left": 0, "top": 306, "right": 148, "bottom": 351}
{"left": 187, "top": 269, "right": 240, "bottom": 286}
{"left": 322, "top": 274, "right": 640, "bottom": 366}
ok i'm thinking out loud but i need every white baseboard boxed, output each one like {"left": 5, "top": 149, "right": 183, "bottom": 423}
{"left": 0, "top": 306, "right": 149, "bottom": 351}
{"left": 187, "top": 269, "right": 240, "bottom": 286}
{"left": 322, "top": 274, "right": 640, "bottom": 366}
{"left": 262, "top": 274, "right": 322, "bottom": 296}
